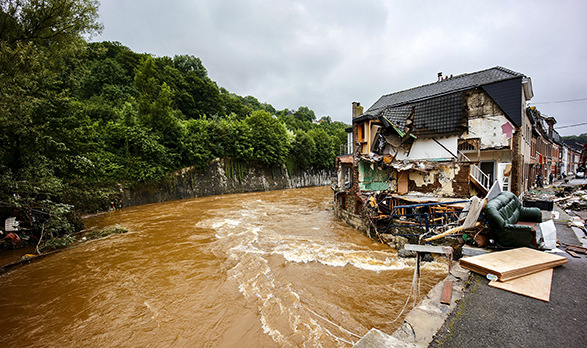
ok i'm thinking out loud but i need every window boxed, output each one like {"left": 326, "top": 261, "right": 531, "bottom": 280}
{"left": 357, "top": 123, "right": 365, "bottom": 143}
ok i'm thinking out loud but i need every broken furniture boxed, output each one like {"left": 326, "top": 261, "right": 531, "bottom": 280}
{"left": 485, "top": 191, "right": 542, "bottom": 248}
{"left": 424, "top": 196, "right": 485, "bottom": 242}
{"left": 523, "top": 199, "right": 554, "bottom": 211}
{"left": 376, "top": 197, "right": 468, "bottom": 235}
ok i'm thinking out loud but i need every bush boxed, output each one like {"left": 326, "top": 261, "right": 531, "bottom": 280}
{"left": 86, "top": 226, "right": 128, "bottom": 239}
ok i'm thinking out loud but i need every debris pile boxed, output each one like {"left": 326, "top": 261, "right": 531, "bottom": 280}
{"left": 362, "top": 191, "right": 494, "bottom": 257}
{"left": 524, "top": 188, "right": 556, "bottom": 201}
{"left": 374, "top": 180, "right": 587, "bottom": 258}
{"left": 562, "top": 242, "right": 587, "bottom": 258}
{"left": 556, "top": 190, "right": 587, "bottom": 211}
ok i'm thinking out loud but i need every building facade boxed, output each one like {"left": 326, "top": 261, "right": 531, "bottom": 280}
{"left": 333, "top": 66, "right": 579, "bottom": 231}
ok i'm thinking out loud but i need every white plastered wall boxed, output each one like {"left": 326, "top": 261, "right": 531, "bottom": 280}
{"left": 396, "top": 136, "right": 458, "bottom": 161}
{"left": 466, "top": 115, "right": 514, "bottom": 149}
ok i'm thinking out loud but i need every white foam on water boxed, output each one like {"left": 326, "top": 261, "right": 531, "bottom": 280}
{"left": 199, "top": 204, "right": 438, "bottom": 346}
{"left": 270, "top": 239, "right": 410, "bottom": 272}
{"left": 194, "top": 218, "right": 241, "bottom": 230}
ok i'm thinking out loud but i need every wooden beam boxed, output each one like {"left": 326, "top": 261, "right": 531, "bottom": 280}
{"left": 424, "top": 222, "right": 481, "bottom": 242}
{"left": 404, "top": 244, "right": 447, "bottom": 254}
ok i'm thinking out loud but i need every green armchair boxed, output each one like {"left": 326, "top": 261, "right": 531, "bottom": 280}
{"left": 485, "top": 191, "right": 542, "bottom": 248}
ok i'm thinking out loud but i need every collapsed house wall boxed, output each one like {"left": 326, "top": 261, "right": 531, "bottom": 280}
{"left": 333, "top": 199, "right": 370, "bottom": 234}
{"left": 335, "top": 67, "right": 535, "bottom": 238}
{"left": 358, "top": 162, "right": 390, "bottom": 191}
{"left": 467, "top": 116, "right": 514, "bottom": 149}
{"left": 398, "top": 137, "right": 458, "bottom": 161}
{"left": 464, "top": 90, "right": 514, "bottom": 150}
{"left": 403, "top": 162, "right": 461, "bottom": 196}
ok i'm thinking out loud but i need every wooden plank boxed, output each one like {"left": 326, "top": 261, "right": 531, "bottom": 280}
{"left": 404, "top": 244, "right": 487, "bottom": 256}
{"left": 489, "top": 268, "right": 553, "bottom": 302}
{"left": 424, "top": 225, "right": 465, "bottom": 242}
{"left": 424, "top": 222, "right": 481, "bottom": 242}
{"left": 462, "top": 197, "right": 485, "bottom": 229}
{"left": 440, "top": 281, "right": 453, "bottom": 304}
{"left": 566, "top": 249, "right": 580, "bottom": 258}
{"left": 398, "top": 172, "right": 408, "bottom": 194}
{"left": 561, "top": 242, "right": 587, "bottom": 250}
{"left": 565, "top": 245, "right": 587, "bottom": 254}
{"left": 459, "top": 247, "right": 567, "bottom": 282}
{"left": 404, "top": 244, "right": 446, "bottom": 254}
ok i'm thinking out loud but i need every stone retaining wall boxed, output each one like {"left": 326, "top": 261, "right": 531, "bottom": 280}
{"left": 121, "top": 158, "right": 333, "bottom": 207}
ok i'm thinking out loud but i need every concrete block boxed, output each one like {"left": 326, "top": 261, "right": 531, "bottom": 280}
{"left": 353, "top": 328, "right": 417, "bottom": 348}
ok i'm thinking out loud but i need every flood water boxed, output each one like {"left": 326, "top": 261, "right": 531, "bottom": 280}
{"left": 0, "top": 186, "right": 447, "bottom": 347}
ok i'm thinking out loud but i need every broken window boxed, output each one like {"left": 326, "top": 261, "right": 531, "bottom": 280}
{"left": 359, "top": 162, "right": 390, "bottom": 191}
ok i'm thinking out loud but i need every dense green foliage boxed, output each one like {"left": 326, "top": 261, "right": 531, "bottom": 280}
{"left": 0, "top": 0, "right": 348, "bottom": 250}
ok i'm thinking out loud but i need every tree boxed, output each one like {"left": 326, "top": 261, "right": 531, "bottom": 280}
{"left": 219, "top": 88, "right": 251, "bottom": 119}
{"left": 221, "top": 115, "right": 254, "bottom": 161}
{"left": 290, "top": 131, "right": 316, "bottom": 168}
{"left": 102, "top": 122, "right": 171, "bottom": 182}
{"left": 173, "top": 54, "right": 207, "bottom": 79}
{"left": 294, "top": 106, "right": 316, "bottom": 123}
{"left": 308, "top": 129, "right": 335, "bottom": 169}
{"left": 0, "top": 0, "right": 103, "bottom": 245}
{"left": 0, "top": 0, "right": 102, "bottom": 182}
{"left": 182, "top": 118, "right": 215, "bottom": 169}
{"left": 246, "top": 110, "right": 289, "bottom": 165}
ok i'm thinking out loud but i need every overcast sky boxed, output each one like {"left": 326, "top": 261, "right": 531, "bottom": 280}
{"left": 94, "top": 0, "right": 587, "bottom": 137}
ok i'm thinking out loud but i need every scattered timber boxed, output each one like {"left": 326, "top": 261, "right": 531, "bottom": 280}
{"left": 460, "top": 247, "right": 567, "bottom": 282}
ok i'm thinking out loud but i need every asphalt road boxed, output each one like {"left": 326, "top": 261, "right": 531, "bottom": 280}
{"left": 430, "top": 220, "right": 587, "bottom": 348}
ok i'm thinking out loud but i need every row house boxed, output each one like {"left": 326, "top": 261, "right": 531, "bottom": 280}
{"left": 527, "top": 107, "right": 575, "bottom": 185}
{"left": 334, "top": 67, "right": 536, "bottom": 229}
{"left": 563, "top": 143, "right": 584, "bottom": 176}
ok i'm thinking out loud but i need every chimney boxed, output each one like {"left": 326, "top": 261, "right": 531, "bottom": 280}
{"left": 437, "top": 72, "right": 442, "bottom": 82}
{"left": 352, "top": 102, "right": 363, "bottom": 118}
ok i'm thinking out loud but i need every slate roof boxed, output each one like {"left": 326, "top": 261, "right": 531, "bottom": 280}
{"left": 363, "top": 66, "right": 525, "bottom": 117}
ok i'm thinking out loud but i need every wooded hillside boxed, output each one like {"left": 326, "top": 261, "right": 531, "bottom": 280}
{"left": 0, "top": 0, "right": 347, "bottom": 251}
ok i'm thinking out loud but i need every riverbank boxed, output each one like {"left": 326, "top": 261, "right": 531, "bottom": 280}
{"left": 354, "top": 254, "right": 471, "bottom": 348}
{"left": 0, "top": 160, "right": 332, "bottom": 262}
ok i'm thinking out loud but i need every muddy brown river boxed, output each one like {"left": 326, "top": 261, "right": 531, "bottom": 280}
{"left": 0, "top": 186, "right": 447, "bottom": 347}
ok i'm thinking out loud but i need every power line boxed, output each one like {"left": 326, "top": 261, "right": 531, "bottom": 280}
{"left": 556, "top": 121, "right": 587, "bottom": 130}
{"left": 530, "top": 97, "right": 587, "bottom": 105}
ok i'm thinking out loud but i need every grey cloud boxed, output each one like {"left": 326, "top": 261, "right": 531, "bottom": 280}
{"left": 96, "top": 0, "right": 587, "bottom": 135}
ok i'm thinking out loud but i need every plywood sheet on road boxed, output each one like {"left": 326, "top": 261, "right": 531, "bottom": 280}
{"left": 459, "top": 247, "right": 567, "bottom": 281}
{"left": 489, "top": 268, "right": 553, "bottom": 302}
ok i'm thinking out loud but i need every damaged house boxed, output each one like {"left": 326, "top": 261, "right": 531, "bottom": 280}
{"left": 334, "top": 66, "right": 535, "bottom": 233}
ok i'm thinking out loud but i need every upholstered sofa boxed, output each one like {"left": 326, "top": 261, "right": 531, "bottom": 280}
{"left": 485, "top": 191, "right": 542, "bottom": 248}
